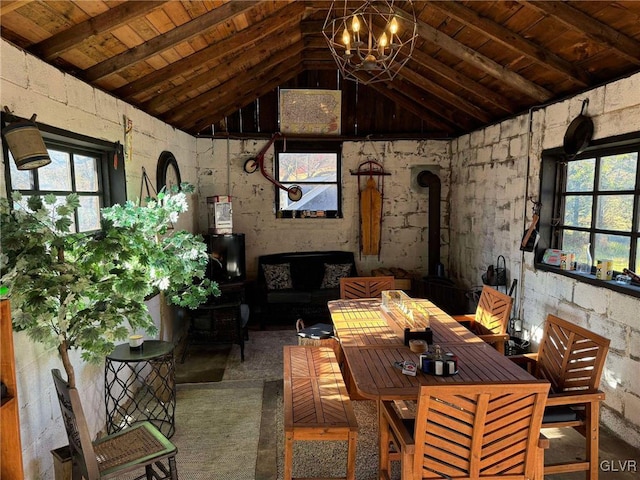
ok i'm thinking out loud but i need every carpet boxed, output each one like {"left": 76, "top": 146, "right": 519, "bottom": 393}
{"left": 223, "top": 329, "right": 382, "bottom": 480}
{"left": 223, "top": 329, "right": 297, "bottom": 382}
{"left": 119, "top": 329, "right": 383, "bottom": 480}
{"left": 175, "top": 343, "right": 231, "bottom": 384}
{"left": 171, "top": 380, "right": 265, "bottom": 480}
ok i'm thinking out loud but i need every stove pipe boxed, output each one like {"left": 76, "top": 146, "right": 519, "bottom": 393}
{"left": 417, "top": 170, "right": 441, "bottom": 276}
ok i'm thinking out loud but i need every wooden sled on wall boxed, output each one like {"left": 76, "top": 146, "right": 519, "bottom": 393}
{"left": 351, "top": 160, "right": 390, "bottom": 258}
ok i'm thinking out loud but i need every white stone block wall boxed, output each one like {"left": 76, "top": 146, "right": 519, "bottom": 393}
{"left": 1, "top": 39, "right": 198, "bottom": 479}
{"left": 450, "top": 72, "right": 640, "bottom": 448}
{"left": 195, "top": 137, "right": 451, "bottom": 279}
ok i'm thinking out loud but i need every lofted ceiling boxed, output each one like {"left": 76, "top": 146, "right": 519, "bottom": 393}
{"left": 1, "top": 0, "right": 640, "bottom": 139}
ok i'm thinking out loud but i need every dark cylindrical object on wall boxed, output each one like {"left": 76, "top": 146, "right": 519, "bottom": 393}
{"left": 417, "top": 170, "right": 441, "bottom": 276}
{"left": 1, "top": 120, "right": 51, "bottom": 170}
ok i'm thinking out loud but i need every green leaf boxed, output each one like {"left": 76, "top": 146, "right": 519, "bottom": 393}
{"left": 1, "top": 184, "right": 218, "bottom": 380}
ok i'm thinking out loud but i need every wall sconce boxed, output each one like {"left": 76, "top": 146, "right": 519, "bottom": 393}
{"left": 1, "top": 109, "right": 51, "bottom": 170}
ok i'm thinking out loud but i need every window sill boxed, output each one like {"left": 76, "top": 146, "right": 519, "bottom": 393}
{"left": 277, "top": 210, "right": 340, "bottom": 219}
{"left": 535, "top": 263, "right": 640, "bottom": 299}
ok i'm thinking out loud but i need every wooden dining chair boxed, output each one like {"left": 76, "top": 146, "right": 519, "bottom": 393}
{"left": 339, "top": 276, "right": 395, "bottom": 299}
{"left": 452, "top": 285, "right": 513, "bottom": 354}
{"left": 509, "top": 314, "right": 610, "bottom": 479}
{"left": 52, "top": 369, "right": 178, "bottom": 480}
{"left": 379, "top": 382, "right": 551, "bottom": 480}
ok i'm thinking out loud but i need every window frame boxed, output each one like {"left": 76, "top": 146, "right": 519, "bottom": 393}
{"left": 2, "top": 114, "right": 126, "bottom": 232}
{"left": 537, "top": 131, "right": 640, "bottom": 297}
{"left": 274, "top": 140, "right": 342, "bottom": 218}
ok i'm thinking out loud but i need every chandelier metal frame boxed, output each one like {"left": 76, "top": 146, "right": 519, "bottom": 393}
{"left": 322, "top": 0, "right": 418, "bottom": 84}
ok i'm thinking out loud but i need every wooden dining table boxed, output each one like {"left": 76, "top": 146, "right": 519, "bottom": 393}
{"left": 327, "top": 297, "right": 537, "bottom": 401}
{"left": 328, "top": 297, "right": 544, "bottom": 478}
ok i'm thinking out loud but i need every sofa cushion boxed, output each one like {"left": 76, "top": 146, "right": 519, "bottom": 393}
{"left": 320, "top": 263, "right": 354, "bottom": 288}
{"left": 259, "top": 251, "right": 357, "bottom": 291}
{"left": 263, "top": 263, "right": 294, "bottom": 290}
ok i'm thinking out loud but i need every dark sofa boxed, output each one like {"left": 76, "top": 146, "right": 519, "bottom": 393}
{"left": 256, "top": 251, "right": 357, "bottom": 327}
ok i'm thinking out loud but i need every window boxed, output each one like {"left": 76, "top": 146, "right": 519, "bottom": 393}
{"left": 2, "top": 118, "right": 125, "bottom": 232}
{"left": 275, "top": 141, "right": 342, "bottom": 218}
{"left": 539, "top": 132, "right": 640, "bottom": 286}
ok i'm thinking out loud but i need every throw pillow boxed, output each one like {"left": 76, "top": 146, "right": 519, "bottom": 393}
{"left": 320, "top": 263, "right": 353, "bottom": 289}
{"left": 263, "top": 263, "right": 293, "bottom": 290}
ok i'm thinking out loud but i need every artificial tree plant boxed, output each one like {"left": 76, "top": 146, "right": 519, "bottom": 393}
{"left": 0, "top": 184, "right": 219, "bottom": 388}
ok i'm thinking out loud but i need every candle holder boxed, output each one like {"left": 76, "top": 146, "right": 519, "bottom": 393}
{"left": 128, "top": 335, "right": 144, "bottom": 350}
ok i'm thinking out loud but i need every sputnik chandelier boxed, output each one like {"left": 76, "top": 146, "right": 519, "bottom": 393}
{"left": 322, "top": 0, "right": 418, "bottom": 84}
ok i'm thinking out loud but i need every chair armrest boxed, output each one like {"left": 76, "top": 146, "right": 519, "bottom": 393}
{"left": 381, "top": 400, "right": 415, "bottom": 454}
{"left": 546, "top": 390, "right": 605, "bottom": 407}
{"left": 477, "top": 333, "right": 510, "bottom": 343}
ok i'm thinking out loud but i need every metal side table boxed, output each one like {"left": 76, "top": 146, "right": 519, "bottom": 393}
{"left": 105, "top": 340, "right": 176, "bottom": 438}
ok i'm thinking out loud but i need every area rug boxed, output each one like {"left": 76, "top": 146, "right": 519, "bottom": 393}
{"left": 175, "top": 343, "right": 231, "bottom": 384}
{"left": 224, "top": 329, "right": 382, "bottom": 479}
{"left": 116, "top": 330, "right": 383, "bottom": 480}
{"left": 223, "top": 329, "right": 297, "bottom": 382}
{"left": 172, "top": 380, "right": 265, "bottom": 480}
{"left": 275, "top": 396, "right": 380, "bottom": 480}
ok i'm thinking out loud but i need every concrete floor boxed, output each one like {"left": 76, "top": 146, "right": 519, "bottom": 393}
{"left": 545, "top": 425, "right": 640, "bottom": 479}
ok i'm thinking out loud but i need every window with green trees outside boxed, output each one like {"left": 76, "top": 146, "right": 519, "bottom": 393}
{"left": 543, "top": 135, "right": 640, "bottom": 276}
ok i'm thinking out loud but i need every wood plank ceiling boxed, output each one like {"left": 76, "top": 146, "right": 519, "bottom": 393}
{"left": 1, "top": 1, "right": 639, "bottom": 138}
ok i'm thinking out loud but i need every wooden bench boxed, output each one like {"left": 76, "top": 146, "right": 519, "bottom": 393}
{"left": 283, "top": 346, "right": 358, "bottom": 480}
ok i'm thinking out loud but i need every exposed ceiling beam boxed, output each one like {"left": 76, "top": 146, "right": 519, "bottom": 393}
{"left": 164, "top": 41, "right": 305, "bottom": 126}
{"left": 394, "top": 67, "right": 493, "bottom": 123}
{"left": 407, "top": 49, "right": 516, "bottom": 115}
{"left": 30, "top": 1, "right": 168, "bottom": 61}
{"left": 0, "top": 1, "right": 31, "bottom": 16}
{"left": 426, "top": 0, "right": 591, "bottom": 87}
{"left": 395, "top": 5, "right": 553, "bottom": 102}
{"left": 305, "top": 47, "right": 514, "bottom": 117}
{"left": 192, "top": 61, "right": 305, "bottom": 134}
{"left": 522, "top": 0, "right": 640, "bottom": 65}
{"left": 112, "top": 1, "right": 305, "bottom": 100}
{"left": 141, "top": 27, "right": 303, "bottom": 113}
{"left": 363, "top": 82, "right": 456, "bottom": 135}
{"left": 380, "top": 78, "right": 475, "bottom": 132}
{"left": 82, "top": 0, "right": 263, "bottom": 82}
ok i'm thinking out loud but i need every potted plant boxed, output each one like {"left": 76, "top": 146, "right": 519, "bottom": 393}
{"left": 0, "top": 184, "right": 219, "bottom": 388}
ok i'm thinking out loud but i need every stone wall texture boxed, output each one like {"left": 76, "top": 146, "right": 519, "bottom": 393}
{"left": 1, "top": 39, "right": 198, "bottom": 479}
{"left": 450, "top": 73, "right": 640, "bottom": 448}
{"left": 2, "top": 35, "right": 640, "bottom": 479}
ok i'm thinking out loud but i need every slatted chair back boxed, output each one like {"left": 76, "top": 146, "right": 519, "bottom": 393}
{"left": 340, "top": 276, "right": 395, "bottom": 299}
{"left": 52, "top": 368, "right": 101, "bottom": 480}
{"left": 535, "top": 314, "right": 610, "bottom": 394}
{"left": 474, "top": 285, "right": 513, "bottom": 335}
{"left": 412, "top": 382, "right": 549, "bottom": 480}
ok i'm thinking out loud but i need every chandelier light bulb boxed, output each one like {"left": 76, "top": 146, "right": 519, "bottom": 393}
{"left": 379, "top": 32, "right": 388, "bottom": 48}
{"left": 389, "top": 17, "right": 399, "bottom": 35}
{"left": 351, "top": 15, "right": 361, "bottom": 32}
{"left": 342, "top": 27, "right": 350, "bottom": 46}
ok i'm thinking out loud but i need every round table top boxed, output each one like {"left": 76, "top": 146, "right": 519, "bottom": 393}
{"left": 107, "top": 339, "right": 174, "bottom": 362}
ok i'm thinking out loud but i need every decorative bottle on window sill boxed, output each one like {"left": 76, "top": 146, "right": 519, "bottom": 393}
{"left": 579, "top": 243, "right": 593, "bottom": 274}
